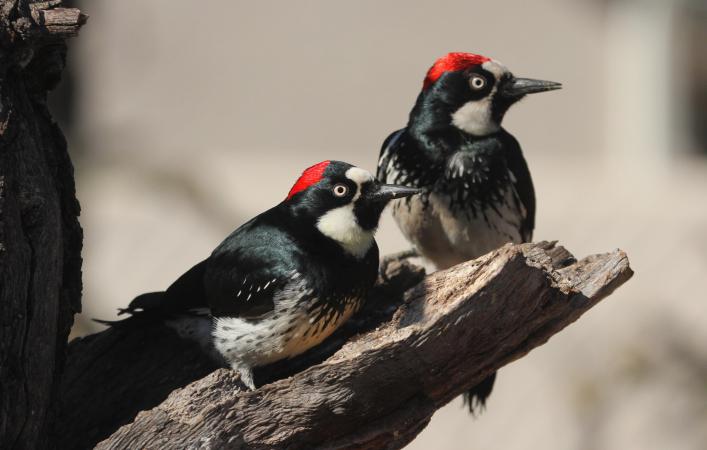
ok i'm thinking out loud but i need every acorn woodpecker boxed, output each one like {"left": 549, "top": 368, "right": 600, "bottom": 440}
{"left": 377, "top": 52, "right": 561, "bottom": 410}
{"left": 115, "top": 160, "right": 421, "bottom": 389}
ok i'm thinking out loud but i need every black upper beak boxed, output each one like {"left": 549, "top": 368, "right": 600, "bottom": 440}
{"left": 501, "top": 77, "right": 562, "bottom": 99}
{"left": 368, "top": 183, "right": 422, "bottom": 204}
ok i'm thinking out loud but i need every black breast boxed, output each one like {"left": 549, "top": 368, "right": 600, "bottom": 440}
{"left": 381, "top": 130, "right": 515, "bottom": 218}
{"left": 440, "top": 136, "right": 513, "bottom": 216}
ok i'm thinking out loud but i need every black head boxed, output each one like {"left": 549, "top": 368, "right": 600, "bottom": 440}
{"left": 412, "top": 52, "right": 562, "bottom": 137}
{"left": 284, "top": 160, "right": 421, "bottom": 257}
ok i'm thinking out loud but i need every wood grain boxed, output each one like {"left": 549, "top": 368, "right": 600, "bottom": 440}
{"left": 60, "top": 242, "right": 631, "bottom": 449}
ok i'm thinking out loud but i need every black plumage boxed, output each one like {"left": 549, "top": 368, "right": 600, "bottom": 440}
{"left": 114, "top": 160, "right": 420, "bottom": 389}
{"left": 378, "top": 127, "right": 536, "bottom": 272}
{"left": 377, "top": 52, "right": 560, "bottom": 411}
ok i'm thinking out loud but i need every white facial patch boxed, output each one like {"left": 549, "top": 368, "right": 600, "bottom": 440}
{"left": 451, "top": 59, "right": 509, "bottom": 136}
{"left": 345, "top": 167, "right": 374, "bottom": 193}
{"left": 451, "top": 97, "right": 498, "bottom": 136}
{"left": 317, "top": 204, "right": 374, "bottom": 258}
{"left": 315, "top": 166, "right": 376, "bottom": 258}
{"left": 481, "top": 60, "right": 508, "bottom": 79}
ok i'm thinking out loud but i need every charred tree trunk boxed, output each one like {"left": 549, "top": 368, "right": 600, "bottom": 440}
{"left": 0, "top": 2, "right": 85, "bottom": 449}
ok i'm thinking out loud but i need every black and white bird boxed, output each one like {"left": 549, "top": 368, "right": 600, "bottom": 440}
{"left": 115, "top": 160, "right": 420, "bottom": 389}
{"left": 377, "top": 52, "right": 561, "bottom": 409}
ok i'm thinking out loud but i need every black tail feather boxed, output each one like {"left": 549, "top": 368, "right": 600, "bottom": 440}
{"left": 93, "top": 291, "right": 166, "bottom": 328}
{"left": 123, "top": 291, "right": 167, "bottom": 314}
{"left": 463, "top": 371, "right": 497, "bottom": 415}
{"left": 92, "top": 318, "right": 125, "bottom": 327}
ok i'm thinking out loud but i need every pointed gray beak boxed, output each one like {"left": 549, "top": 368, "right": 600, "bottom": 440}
{"left": 501, "top": 77, "right": 562, "bottom": 99}
{"left": 368, "top": 183, "right": 422, "bottom": 204}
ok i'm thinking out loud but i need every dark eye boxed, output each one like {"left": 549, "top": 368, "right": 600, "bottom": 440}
{"left": 332, "top": 184, "right": 349, "bottom": 197}
{"left": 470, "top": 74, "right": 486, "bottom": 90}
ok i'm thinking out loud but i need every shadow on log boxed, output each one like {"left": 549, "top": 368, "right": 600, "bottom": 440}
{"left": 58, "top": 241, "right": 632, "bottom": 449}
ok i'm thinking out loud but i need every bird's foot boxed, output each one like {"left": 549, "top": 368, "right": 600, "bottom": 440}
{"left": 236, "top": 365, "right": 256, "bottom": 390}
{"left": 379, "top": 248, "right": 419, "bottom": 279}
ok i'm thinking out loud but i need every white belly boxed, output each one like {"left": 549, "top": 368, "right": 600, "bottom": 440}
{"left": 212, "top": 294, "right": 362, "bottom": 369}
{"left": 391, "top": 188, "right": 525, "bottom": 270}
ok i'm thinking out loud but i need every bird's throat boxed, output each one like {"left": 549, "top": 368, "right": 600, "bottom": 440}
{"left": 316, "top": 204, "right": 374, "bottom": 259}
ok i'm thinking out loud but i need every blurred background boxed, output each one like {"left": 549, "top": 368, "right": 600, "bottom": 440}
{"left": 53, "top": 0, "right": 707, "bottom": 449}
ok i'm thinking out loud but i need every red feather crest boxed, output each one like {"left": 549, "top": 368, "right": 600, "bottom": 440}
{"left": 286, "top": 160, "right": 331, "bottom": 200}
{"left": 423, "top": 52, "right": 491, "bottom": 90}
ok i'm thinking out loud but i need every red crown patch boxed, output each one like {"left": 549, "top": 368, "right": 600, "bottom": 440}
{"left": 423, "top": 52, "right": 491, "bottom": 90}
{"left": 286, "top": 160, "right": 331, "bottom": 200}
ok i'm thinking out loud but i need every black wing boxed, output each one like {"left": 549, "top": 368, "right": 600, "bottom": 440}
{"left": 204, "top": 214, "right": 299, "bottom": 319}
{"left": 204, "top": 256, "right": 289, "bottom": 319}
{"left": 121, "top": 210, "right": 299, "bottom": 322}
{"left": 501, "top": 131, "right": 536, "bottom": 242}
{"left": 111, "top": 259, "right": 208, "bottom": 324}
{"left": 376, "top": 128, "right": 406, "bottom": 182}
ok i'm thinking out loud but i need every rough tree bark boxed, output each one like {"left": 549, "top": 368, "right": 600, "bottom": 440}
{"left": 0, "top": 1, "right": 85, "bottom": 449}
{"left": 59, "top": 242, "right": 631, "bottom": 450}
{"left": 0, "top": 3, "right": 633, "bottom": 450}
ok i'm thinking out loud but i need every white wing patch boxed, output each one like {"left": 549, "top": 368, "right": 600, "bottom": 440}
{"left": 234, "top": 276, "right": 278, "bottom": 302}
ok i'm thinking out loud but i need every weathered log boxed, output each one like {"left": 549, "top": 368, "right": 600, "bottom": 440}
{"left": 60, "top": 242, "right": 631, "bottom": 449}
{"left": 57, "top": 258, "right": 426, "bottom": 449}
{"left": 0, "top": 1, "right": 85, "bottom": 449}
{"left": 0, "top": 3, "right": 633, "bottom": 449}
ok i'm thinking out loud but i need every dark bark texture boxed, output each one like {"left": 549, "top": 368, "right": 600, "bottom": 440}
{"left": 59, "top": 242, "right": 632, "bottom": 450}
{"left": 0, "top": 1, "right": 85, "bottom": 449}
{"left": 0, "top": 4, "right": 634, "bottom": 449}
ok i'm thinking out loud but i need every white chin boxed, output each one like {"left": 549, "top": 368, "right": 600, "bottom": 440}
{"left": 316, "top": 204, "right": 374, "bottom": 258}
{"left": 451, "top": 100, "right": 500, "bottom": 136}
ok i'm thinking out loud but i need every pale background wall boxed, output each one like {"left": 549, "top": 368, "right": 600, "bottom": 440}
{"left": 56, "top": 0, "right": 707, "bottom": 449}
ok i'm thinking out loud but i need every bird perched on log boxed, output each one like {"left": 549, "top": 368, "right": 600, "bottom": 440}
{"left": 377, "top": 52, "right": 561, "bottom": 411}
{"left": 111, "top": 161, "right": 421, "bottom": 390}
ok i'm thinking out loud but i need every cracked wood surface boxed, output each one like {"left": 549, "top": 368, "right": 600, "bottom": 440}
{"left": 0, "top": 1, "right": 85, "bottom": 448}
{"left": 60, "top": 242, "right": 631, "bottom": 449}
{"left": 0, "top": 4, "right": 633, "bottom": 449}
